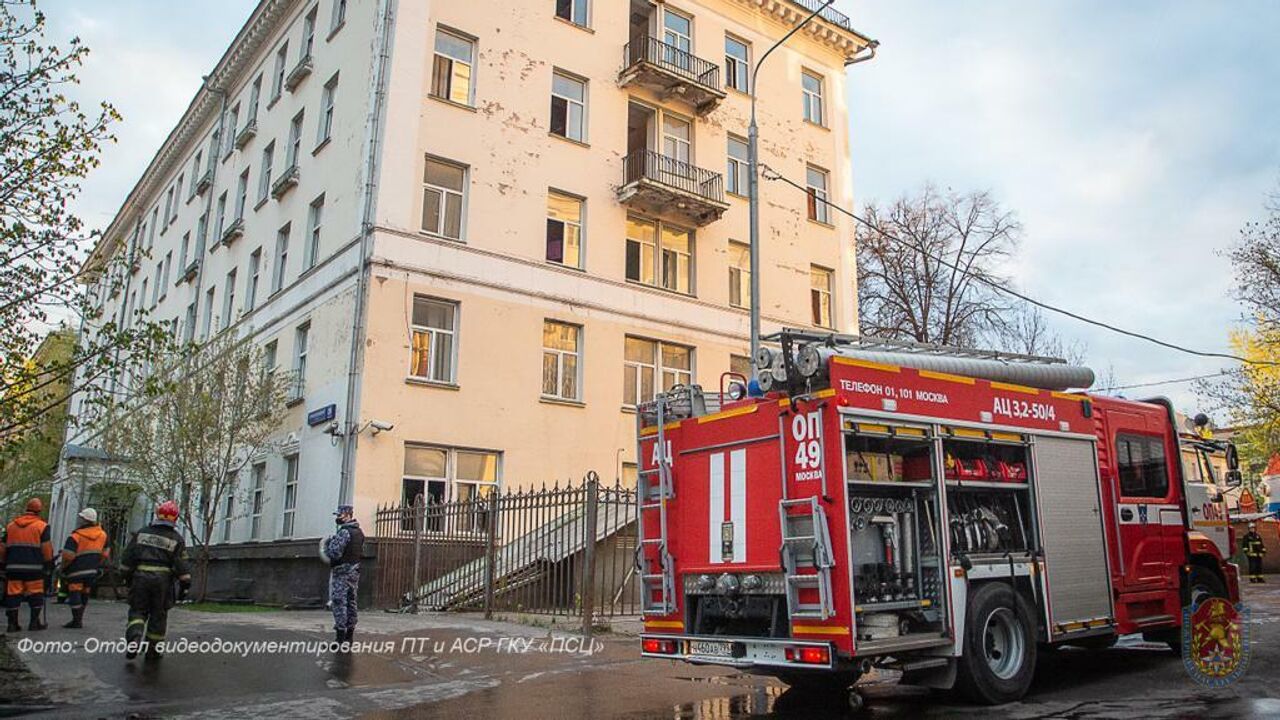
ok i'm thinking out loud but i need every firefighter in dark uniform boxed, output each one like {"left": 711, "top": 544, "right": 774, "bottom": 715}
{"left": 60, "top": 508, "right": 109, "bottom": 628}
{"left": 0, "top": 498, "right": 54, "bottom": 632}
{"left": 1243, "top": 521, "right": 1267, "bottom": 583}
{"left": 119, "top": 501, "right": 190, "bottom": 659}
{"left": 323, "top": 505, "right": 363, "bottom": 647}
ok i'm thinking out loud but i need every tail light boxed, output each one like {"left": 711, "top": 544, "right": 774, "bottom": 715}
{"left": 784, "top": 645, "right": 830, "bottom": 665}
{"left": 642, "top": 638, "right": 676, "bottom": 654}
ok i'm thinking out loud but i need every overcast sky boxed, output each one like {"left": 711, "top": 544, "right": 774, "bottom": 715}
{"left": 45, "top": 1, "right": 1280, "bottom": 417}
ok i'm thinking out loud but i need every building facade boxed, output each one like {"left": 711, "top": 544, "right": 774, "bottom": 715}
{"left": 56, "top": 0, "right": 874, "bottom": 547}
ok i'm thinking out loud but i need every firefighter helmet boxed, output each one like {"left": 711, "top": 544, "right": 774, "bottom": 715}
{"left": 156, "top": 500, "right": 180, "bottom": 522}
{"left": 25, "top": 497, "right": 43, "bottom": 514}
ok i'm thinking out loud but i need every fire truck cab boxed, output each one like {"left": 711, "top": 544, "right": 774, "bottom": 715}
{"left": 636, "top": 331, "right": 1240, "bottom": 705}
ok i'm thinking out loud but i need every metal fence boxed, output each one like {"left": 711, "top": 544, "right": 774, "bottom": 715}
{"left": 372, "top": 473, "right": 638, "bottom": 628}
{"left": 623, "top": 149, "right": 726, "bottom": 206}
{"left": 624, "top": 35, "right": 722, "bottom": 91}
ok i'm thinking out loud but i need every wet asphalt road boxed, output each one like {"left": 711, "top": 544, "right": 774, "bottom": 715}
{"left": 2, "top": 580, "right": 1279, "bottom": 719}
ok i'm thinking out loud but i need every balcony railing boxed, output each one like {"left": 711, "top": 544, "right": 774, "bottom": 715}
{"left": 270, "top": 165, "right": 299, "bottom": 199}
{"left": 619, "top": 149, "right": 727, "bottom": 226}
{"left": 620, "top": 36, "right": 724, "bottom": 115}
{"left": 235, "top": 121, "right": 257, "bottom": 150}
{"left": 285, "top": 55, "right": 313, "bottom": 92}
{"left": 787, "top": 0, "right": 861, "bottom": 36}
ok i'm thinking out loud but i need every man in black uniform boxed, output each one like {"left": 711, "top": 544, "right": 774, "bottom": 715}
{"left": 119, "top": 501, "right": 191, "bottom": 659}
{"left": 1243, "top": 521, "right": 1267, "bottom": 583}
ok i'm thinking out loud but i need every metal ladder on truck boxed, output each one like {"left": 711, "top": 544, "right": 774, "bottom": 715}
{"left": 637, "top": 393, "right": 676, "bottom": 616}
{"left": 779, "top": 496, "right": 836, "bottom": 619}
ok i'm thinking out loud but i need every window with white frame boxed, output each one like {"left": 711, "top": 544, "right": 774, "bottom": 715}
{"left": 222, "top": 269, "right": 237, "bottom": 330}
{"left": 272, "top": 223, "right": 290, "bottom": 294}
{"left": 259, "top": 141, "right": 275, "bottom": 203}
{"left": 661, "top": 113, "right": 691, "bottom": 165}
{"left": 318, "top": 73, "right": 338, "bottom": 145}
{"left": 287, "top": 111, "right": 304, "bottom": 168}
{"left": 174, "top": 174, "right": 185, "bottom": 213}
{"left": 810, "top": 265, "right": 833, "bottom": 328}
{"left": 623, "top": 337, "right": 692, "bottom": 406}
{"left": 726, "top": 135, "right": 749, "bottom": 196}
{"left": 330, "top": 0, "right": 347, "bottom": 33}
{"left": 292, "top": 322, "right": 309, "bottom": 399}
{"left": 189, "top": 152, "right": 202, "bottom": 198}
{"left": 281, "top": 455, "right": 299, "bottom": 538}
{"left": 221, "top": 474, "right": 236, "bottom": 543}
{"left": 725, "top": 34, "right": 750, "bottom": 92}
{"left": 151, "top": 264, "right": 162, "bottom": 305}
{"left": 248, "top": 75, "right": 262, "bottom": 121}
{"left": 431, "top": 28, "right": 475, "bottom": 106}
{"left": 728, "top": 241, "right": 750, "bottom": 309}
{"left": 224, "top": 105, "right": 239, "bottom": 157}
{"left": 249, "top": 462, "right": 266, "bottom": 540}
{"left": 409, "top": 296, "right": 457, "bottom": 384}
{"left": 402, "top": 445, "right": 500, "bottom": 533}
{"left": 550, "top": 70, "right": 586, "bottom": 142}
{"left": 139, "top": 279, "right": 149, "bottom": 313}
{"left": 161, "top": 251, "right": 171, "bottom": 296}
{"left": 272, "top": 42, "right": 289, "bottom": 100}
{"left": 301, "top": 6, "right": 317, "bottom": 58}
{"left": 626, "top": 217, "right": 693, "bottom": 294}
{"left": 421, "top": 156, "right": 466, "bottom": 239}
{"left": 806, "top": 165, "right": 830, "bottom": 224}
{"left": 305, "top": 194, "right": 324, "bottom": 270}
{"left": 179, "top": 232, "right": 190, "bottom": 271}
{"left": 542, "top": 320, "right": 581, "bottom": 401}
{"left": 183, "top": 302, "right": 196, "bottom": 343}
{"left": 246, "top": 248, "right": 262, "bottom": 312}
{"left": 555, "top": 0, "right": 589, "bottom": 27}
{"left": 545, "top": 191, "right": 583, "bottom": 267}
{"left": 235, "top": 169, "right": 249, "bottom": 219}
{"left": 214, "top": 192, "right": 227, "bottom": 240}
{"left": 802, "top": 70, "right": 825, "bottom": 126}
{"left": 164, "top": 187, "right": 175, "bottom": 225}
{"left": 196, "top": 211, "right": 209, "bottom": 254}
{"left": 202, "top": 286, "right": 215, "bottom": 339}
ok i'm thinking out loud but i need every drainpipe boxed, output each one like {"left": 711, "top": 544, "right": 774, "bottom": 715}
{"left": 339, "top": 0, "right": 397, "bottom": 506}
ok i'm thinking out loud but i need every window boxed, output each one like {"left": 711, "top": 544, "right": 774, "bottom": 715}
{"left": 402, "top": 446, "right": 501, "bottom": 532}
{"left": 663, "top": 8, "right": 693, "bottom": 55}
{"left": 272, "top": 223, "right": 290, "bottom": 294}
{"left": 222, "top": 269, "right": 237, "bottom": 330}
{"left": 147, "top": 209, "right": 158, "bottom": 248}
{"left": 728, "top": 241, "right": 750, "bottom": 308}
{"left": 214, "top": 192, "right": 228, "bottom": 241}
{"left": 221, "top": 478, "right": 236, "bottom": 543}
{"left": 725, "top": 35, "right": 750, "bottom": 93}
{"left": 272, "top": 43, "right": 289, "bottom": 100}
{"left": 140, "top": 279, "right": 149, "bottom": 312}
{"left": 1117, "top": 434, "right": 1170, "bottom": 498}
{"left": 287, "top": 111, "right": 304, "bottom": 168}
{"left": 189, "top": 152, "right": 202, "bottom": 198}
{"left": 318, "top": 74, "right": 338, "bottom": 144}
{"left": 301, "top": 6, "right": 317, "bottom": 58}
{"left": 662, "top": 114, "right": 691, "bottom": 164}
{"left": 183, "top": 302, "right": 196, "bottom": 343}
{"left": 259, "top": 141, "right": 275, "bottom": 203}
{"left": 546, "top": 191, "right": 583, "bottom": 267}
{"left": 550, "top": 71, "right": 586, "bottom": 142}
{"left": 249, "top": 462, "right": 266, "bottom": 540}
{"left": 454, "top": 451, "right": 499, "bottom": 531}
{"left": 248, "top": 75, "right": 262, "bottom": 121}
{"left": 264, "top": 340, "right": 278, "bottom": 375}
{"left": 802, "top": 70, "right": 825, "bottom": 126}
{"left": 806, "top": 165, "right": 830, "bottom": 224}
{"left": 161, "top": 251, "right": 172, "bottom": 294}
{"left": 305, "top": 194, "right": 324, "bottom": 270}
{"left": 235, "top": 169, "right": 249, "bottom": 219}
{"left": 726, "top": 135, "right": 749, "bottom": 196}
{"left": 196, "top": 211, "right": 209, "bottom": 254}
{"left": 281, "top": 455, "right": 299, "bottom": 538}
{"left": 163, "top": 187, "right": 175, "bottom": 225}
{"left": 151, "top": 265, "right": 162, "bottom": 305}
{"left": 431, "top": 29, "right": 475, "bottom": 106}
{"left": 555, "top": 0, "right": 589, "bottom": 27}
{"left": 542, "top": 321, "right": 581, "bottom": 401}
{"left": 330, "top": 0, "right": 347, "bottom": 33}
{"left": 623, "top": 337, "right": 692, "bottom": 406}
{"left": 179, "top": 232, "right": 191, "bottom": 271}
{"left": 403, "top": 446, "right": 447, "bottom": 529}
{"left": 246, "top": 248, "right": 262, "bottom": 311}
{"left": 293, "top": 322, "right": 310, "bottom": 398}
{"left": 730, "top": 354, "right": 752, "bottom": 378}
{"left": 421, "top": 157, "right": 466, "bottom": 239}
{"left": 810, "top": 265, "right": 832, "bottom": 328}
{"left": 625, "top": 217, "right": 693, "bottom": 294}
{"left": 202, "top": 286, "right": 216, "bottom": 339}
{"left": 174, "top": 174, "right": 185, "bottom": 213}
{"left": 409, "top": 296, "right": 457, "bottom": 384}
{"left": 224, "top": 105, "right": 239, "bottom": 157}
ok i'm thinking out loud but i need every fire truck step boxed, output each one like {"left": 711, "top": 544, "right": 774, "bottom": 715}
{"left": 640, "top": 538, "right": 665, "bottom": 545}
{"left": 787, "top": 574, "right": 822, "bottom": 586}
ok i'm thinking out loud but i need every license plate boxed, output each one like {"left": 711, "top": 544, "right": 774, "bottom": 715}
{"left": 688, "top": 640, "right": 734, "bottom": 658}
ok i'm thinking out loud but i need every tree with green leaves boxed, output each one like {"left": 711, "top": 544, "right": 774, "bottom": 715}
{"left": 99, "top": 334, "right": 294, "bottom": 600}
{"left": 0, "top": 0, "right": 169, "bottom": 467}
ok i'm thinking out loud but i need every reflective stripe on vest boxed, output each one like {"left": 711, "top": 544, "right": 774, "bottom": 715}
{"left": 135, "top": 564, "right": 172, "bottom": 574}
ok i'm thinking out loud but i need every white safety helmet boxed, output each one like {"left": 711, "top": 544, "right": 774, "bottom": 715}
{"left": 78, "top": 507, "right": 98, "bottom": 524}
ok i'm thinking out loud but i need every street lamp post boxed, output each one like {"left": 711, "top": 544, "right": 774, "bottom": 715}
{"left": 748, "top": 0, "right": 837, "bottom": 367}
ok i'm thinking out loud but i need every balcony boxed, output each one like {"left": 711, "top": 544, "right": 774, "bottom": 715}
{"left": 618, "top": 150, "right": 728, "bottom": 227}
{"left": 180, "top": 259, "right": 200, "bottom": 283}
{"left": 195, "top": 169, "right": 214, "bottom": 196}
{"left": 220, "top": 217, "right": 244, "bottom": 247}
{"left": 285, "top": 374, "right": 305, "bottom": 406}
{"left": 620, "top": 37, "right": 724, "bottom": 116}
{"left": 285, "top": 55, "right": 313, "bottom": 92}
{"left": 234, "top": 121, "right": 257, "bottom": 150}
{"left": 270, "top": 165, "right": 299, "bottom": 199}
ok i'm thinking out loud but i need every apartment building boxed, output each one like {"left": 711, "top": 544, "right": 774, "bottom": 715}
{"left": 55, "top": 0, "right": 874, "bottom": 550}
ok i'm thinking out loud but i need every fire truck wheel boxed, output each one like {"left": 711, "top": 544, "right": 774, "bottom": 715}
{"left": 956, "top": 582, "right": 1037, "bottom": 705}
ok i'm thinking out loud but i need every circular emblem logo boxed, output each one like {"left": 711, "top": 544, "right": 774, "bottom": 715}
{"left": 1182, "top": 596, "right": 1250, "bottom": 687}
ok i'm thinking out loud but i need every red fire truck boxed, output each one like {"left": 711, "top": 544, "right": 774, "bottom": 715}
{"left": 636, "top": 331, "right": 1241, "bottom": 706}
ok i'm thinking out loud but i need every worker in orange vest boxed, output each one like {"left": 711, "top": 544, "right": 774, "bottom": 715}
{"left": 0, "top": 498, "right": 55, "bottom": 632}
{"left": 60, "top": 508, "right": 109, "bottom": 629}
